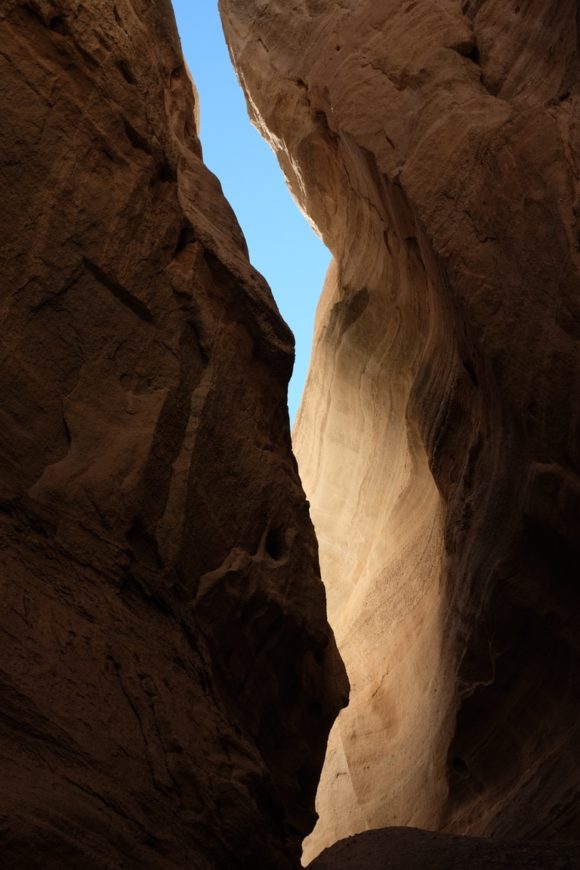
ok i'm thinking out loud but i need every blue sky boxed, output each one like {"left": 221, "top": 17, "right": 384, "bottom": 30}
{"left": 171, "top": 2, "right": 329, "bottom": 421}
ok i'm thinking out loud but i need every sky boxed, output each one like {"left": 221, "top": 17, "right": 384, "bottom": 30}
{"left": 170, "top": 1, "right": 330, "bottom": 421}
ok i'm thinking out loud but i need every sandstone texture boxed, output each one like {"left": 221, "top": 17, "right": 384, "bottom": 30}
{"left": 0, "top": 2, "right": 347, "bottom": 867}
{"left": 219, "top": 0, "right": 580, "bottom": 862}
{"left": 309, "top": 828, "right": 580, "bottom": 870}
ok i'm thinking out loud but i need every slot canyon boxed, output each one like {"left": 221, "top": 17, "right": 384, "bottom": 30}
{"left": 0, "top": 0, "right": 579, "bottom": 868}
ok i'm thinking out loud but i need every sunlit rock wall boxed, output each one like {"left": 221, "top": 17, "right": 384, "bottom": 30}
{"left": 219, "top": 0, "right": 580, "bottom": 861}
{"left": 0, "top": 1, "right": 347, "bottom": 867}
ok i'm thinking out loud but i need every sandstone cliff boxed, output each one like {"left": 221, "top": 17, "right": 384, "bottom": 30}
{"left": 0, "top": 1, "right": 347, "bottom": 867}
{"left": 219, "top": 0, "right": 580, "bottom": 862}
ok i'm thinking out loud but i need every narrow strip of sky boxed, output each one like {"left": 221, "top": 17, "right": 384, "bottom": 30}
{"left": 170, "top": 2, "right": 330, "bottom": 422}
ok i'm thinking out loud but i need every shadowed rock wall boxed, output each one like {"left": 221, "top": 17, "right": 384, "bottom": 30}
{"left": 309, "top": 828, "right": 580, "bottom": 870}
{"left": 0, "top": 2, "right": 347, "bottom": 867}
{"left": 219, "top": 0, "right": 580, "bottom": 862}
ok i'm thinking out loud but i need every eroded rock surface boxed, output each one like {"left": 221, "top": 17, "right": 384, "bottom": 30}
{"left": 219, "top": 0, "right": 580, "bottom": 862}
{"left": 0, "top": 2, "right": 347, "bottom": 867}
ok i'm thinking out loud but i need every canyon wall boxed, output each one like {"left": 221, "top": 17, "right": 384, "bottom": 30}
{"left": 219, "top": 0, "right": 580, "bottom": 862}
{"left": 309, "top": 828, "right": 580, "bottom": 870}
{"left": 0, "top": 2, "right": 347, "bottom": 867}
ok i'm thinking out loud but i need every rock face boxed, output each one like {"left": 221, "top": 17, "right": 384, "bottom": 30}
{"left": 309, "top": 828, "right": 580, "bottom": 870}
{"left": 0, "top": 2, "right": 347, "bottom": 867}
{"left": 219, "top": 0, "right": 580, "bottom": 862}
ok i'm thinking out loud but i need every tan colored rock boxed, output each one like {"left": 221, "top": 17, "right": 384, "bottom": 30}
{"left": 293, "top": 249, "right": 454, "bottom": 859}
{"left": 0, "top": 1, "right": 347, "bottom": 867}
{"left": 219, "top": 0, "right": 580, "bottom": 862}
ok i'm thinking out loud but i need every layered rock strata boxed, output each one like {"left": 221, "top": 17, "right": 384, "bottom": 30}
{"left": 219, "top": 0, "right": 580, "bottom": 861}
{"left": 0, "top": 2, "right": 347, "bottom": 867}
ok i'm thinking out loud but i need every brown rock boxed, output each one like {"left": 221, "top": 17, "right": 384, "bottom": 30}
{"left": 218, "top": 0, "right": 580, "bottom": 862}
{"left": 0, "top": 1, "right": 347, "bottom": 867}
{"left": 308, "top": 828, "right": 580, "bottom": 870}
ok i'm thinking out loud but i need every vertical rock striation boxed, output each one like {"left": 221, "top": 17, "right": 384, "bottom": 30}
{"left": 0, "top": 1, "right": 347, "bottom": 867}
{"left": 219, "top": 0, "right": 580, "bottom": 861}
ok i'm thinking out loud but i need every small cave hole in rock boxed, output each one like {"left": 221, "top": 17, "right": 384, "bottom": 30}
{"left": 48, "top": 15, "right": 68, "bottom": 33}
{"left": 463, "top": 357, "right": 479, "bottom": 387}
{"left": 265, "top": 526, "right": 287, "bottom": 562}
{"left": 466, "top": 42, "right": 480, "bottom": 64}
{"left": 452, "top": 756, "right": 470, "bottom": 779}
{"left": 175, "top": 220, "right": 196, "bottom": 255}
{"left": 127, "top": 518, "right": 164, "bottom": 570}
{"left": 156, "top": 158, "right": 177, "bottom": 184}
